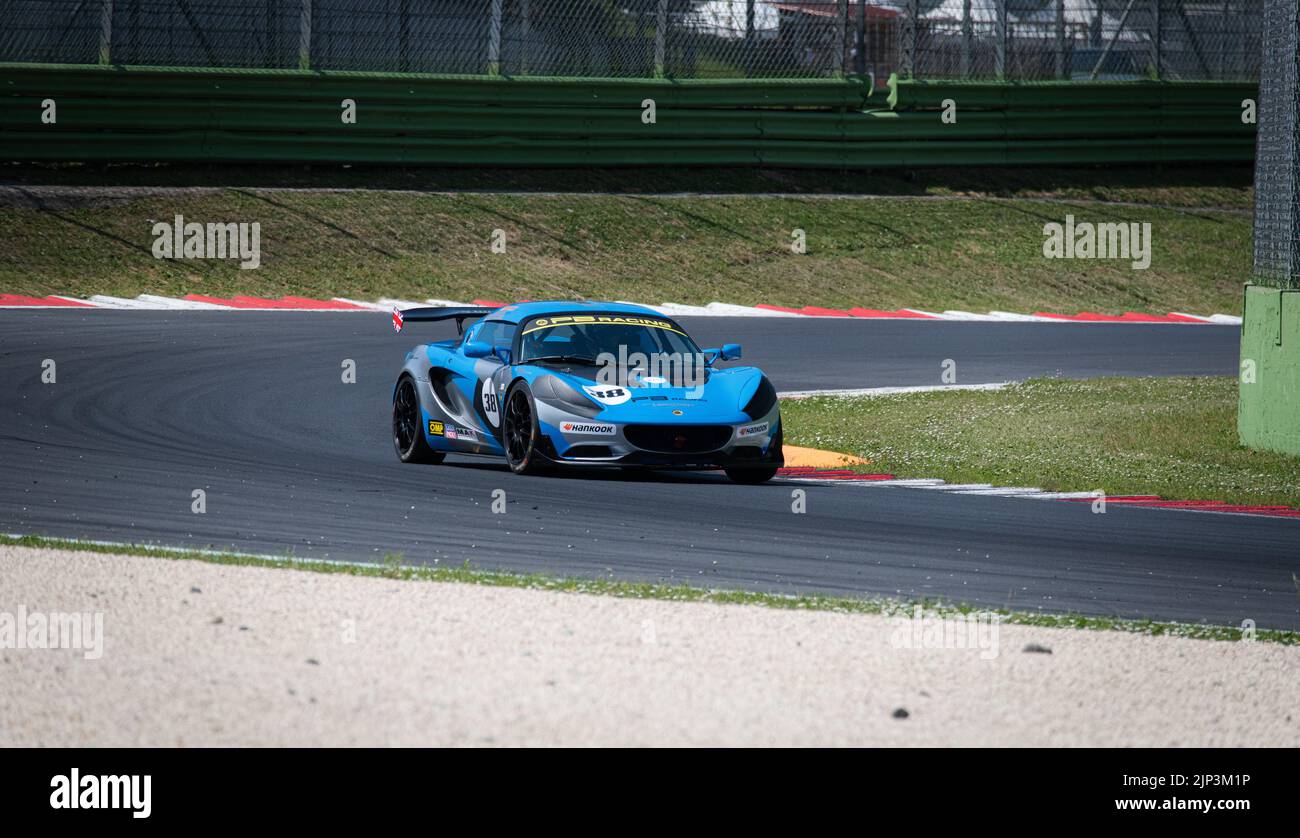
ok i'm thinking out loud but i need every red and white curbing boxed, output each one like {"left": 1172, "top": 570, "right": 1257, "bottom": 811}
{"left": 0, "top": 293, "right": 1243, "bottom": 324}
{"left": 776, "top": 470, "right": 1300, "bottom": 520}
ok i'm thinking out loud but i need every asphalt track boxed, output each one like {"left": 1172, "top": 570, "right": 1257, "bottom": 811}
{"left": 2, "top": 310, "right": 1296, "bottom": 629}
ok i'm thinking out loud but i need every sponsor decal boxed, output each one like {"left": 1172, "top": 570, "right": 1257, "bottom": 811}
{"left": 583, "top": 384, "right": 631, "bottom": 406}
{"left": 428, "top": 420, "right": 444, "bottom": 435}
{"left": 672, "top": 409, "right": 684, "bottom": 416}
{"left": 523, "top": 314, "right": 685, "bottom": 336}
{"left": 560, "top": 421, "right": 616, "bottom": 436}
{"left": 737, "top": 422, "right": 770, "bottom": 438}
{"left": 446, "top": 426, "right": 477, "bottom": 441}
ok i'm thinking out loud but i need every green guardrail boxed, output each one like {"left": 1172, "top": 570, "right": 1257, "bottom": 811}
{"left": 0, "top": 64, "right": 1258, "bottom": 168}
{"left": 1, "top": 63, "right": 875, "bottom": 109}
{"left": 886, "top": 76, "right": 1260, "bottom": 111}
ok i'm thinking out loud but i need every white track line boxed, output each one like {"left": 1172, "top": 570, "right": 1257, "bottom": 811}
{"left": 914, "top": 483, "right": 996, "bottom": 491}
{"left": 86, "top": 295, "right": 162, "bottom": 309}
{"left": 779, "top": 382, "right": 1014, "bottom": 399}
{"left": 985, "top": 311, "right": 1047, "bottom": 321}
{"left": 332, "top": 297, "right": 388, "bottom": 310}
{"left": 949, "top": 487, "right": 1047, "bottom": 496}
{"left": 134, "top": 294, "right": 229, "bottom": 309}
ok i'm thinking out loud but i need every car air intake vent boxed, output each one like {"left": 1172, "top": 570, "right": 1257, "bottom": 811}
{"left": 624, "top": 424, "right": 731, "bottom": 453}
{"left": 564, "top": 445, "right": 614, "bottom": 459}
{"left": 742, "top": 376, "right": 777, "bottom": 420}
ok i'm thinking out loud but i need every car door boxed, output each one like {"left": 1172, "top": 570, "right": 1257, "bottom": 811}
{"left": 468, "top": 321, "right": 516, "bottom": 442}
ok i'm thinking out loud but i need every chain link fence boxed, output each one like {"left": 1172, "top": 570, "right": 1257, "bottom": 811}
{"left": 0, "top": 0, "right": 1264, "bottom": 80}
{"left": 1252, "top": 0, "right": 1298, "bottom": 288}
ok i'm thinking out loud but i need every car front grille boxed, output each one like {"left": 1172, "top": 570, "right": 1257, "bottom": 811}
{"left": 563, "top": 444, "right": 615, "bottom": 459}
{"left": 624, "top": 424, "right": 731, "bottom": 454}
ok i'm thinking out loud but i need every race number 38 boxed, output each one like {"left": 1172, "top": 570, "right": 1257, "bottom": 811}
{"left": 482, "top": 388, "right": 500, "bottom": 427}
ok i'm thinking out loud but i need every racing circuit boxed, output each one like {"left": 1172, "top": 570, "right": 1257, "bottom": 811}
{"left": 2, "top": 310, "right": 1295, "bottom": 630}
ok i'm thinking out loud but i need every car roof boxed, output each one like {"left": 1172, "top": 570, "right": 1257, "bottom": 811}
{"left": 484, "top": 300, "right": 667, "bottom": 325}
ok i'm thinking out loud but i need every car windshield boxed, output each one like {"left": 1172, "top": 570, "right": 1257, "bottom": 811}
{"left": 518, "top": 313, "right": 701, "bottom": 365}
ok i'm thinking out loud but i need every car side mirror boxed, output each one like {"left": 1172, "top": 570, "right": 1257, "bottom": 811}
{"left": 463, "top": 341, "right": 493, "bottom": 358}
{"left": 492, "top": 346, "right": 512, "bottom": 365}
{"left": 701, "top": 345, "right": 739, "bottom": 365}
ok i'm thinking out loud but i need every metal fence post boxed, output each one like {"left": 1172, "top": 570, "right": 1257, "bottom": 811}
{"left": 995, "top": 0, "right": 1007, "bottom": 80}
{"left": 910, "top": 0, "right": 919, "bottom": 76}
{"left": 857, "top": 0, "right": 867, "bottom": 76}
{"left": 1055, "top": 0, "right": 1066, "bottom": 79}
{"left": 298, "top": 0, "right": 311, "bottom": 70}
{"left": 488, "top": 0, "right": 502, "bottom": 75}
{"left": 521, "top": 0, "right": 531, "bottom": 75}
{"left": 98, "top": 0, "right": 112, "bottom": 65}
{"left": 961, "top": 0, "right": 972, "bottom": 76}
{"left": 399, "top": 0, "right": 409, "bottom": 72}
{"left": 836, "top": 0, "right": 847, "bottom": 77}
{"left": 1152, "top": 0, "right": 1162, "bottom": 79}
{"left": 901, "top": 0, "right": 916, "bottom": 78}
{"left": 655, "top": 0, "right": 666, "bottom": 78}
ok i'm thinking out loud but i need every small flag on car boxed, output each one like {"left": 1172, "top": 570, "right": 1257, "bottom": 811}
{"left": 392, "top": 308, "right": 404, "bottom": 332}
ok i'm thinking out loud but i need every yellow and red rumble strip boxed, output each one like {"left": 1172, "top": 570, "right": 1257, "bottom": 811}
{"left": 0, "top": 294, "right": 1243, "bottom": 324}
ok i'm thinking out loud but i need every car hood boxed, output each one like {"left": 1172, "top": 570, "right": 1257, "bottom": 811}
{"left": 538, "top": 364, "right": 766, "bottom": 424}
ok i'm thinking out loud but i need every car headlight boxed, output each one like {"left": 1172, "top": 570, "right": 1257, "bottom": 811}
{"left": 741, "top": 376, "right": 777, "bottom": 420}
{"left": 533, "top": 375, "right": 603, "bottom": 418}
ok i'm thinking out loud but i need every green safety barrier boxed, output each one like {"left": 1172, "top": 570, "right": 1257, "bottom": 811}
{"left": 1, "top": 63, "right": 874, "bottom": 109}
{"left": 886, "top": 75, "right": 1260, "bottom": 112}
{"left": 0, "top": 64, "right": 1257, "bottom": 169}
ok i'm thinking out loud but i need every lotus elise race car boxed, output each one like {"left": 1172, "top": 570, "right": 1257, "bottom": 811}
{"left": 390, "top": 301, "right": 783, "bottom": 483}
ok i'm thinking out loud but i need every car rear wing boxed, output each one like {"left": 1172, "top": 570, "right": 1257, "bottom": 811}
{"left": 391, "top": 306, "right": 493, "bottom": 335}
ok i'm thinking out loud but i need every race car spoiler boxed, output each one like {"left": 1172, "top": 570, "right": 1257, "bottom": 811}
{"left": 391, "top": 306, "right": 493, "bottom": 334}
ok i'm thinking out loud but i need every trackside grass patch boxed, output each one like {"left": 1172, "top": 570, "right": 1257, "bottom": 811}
{"left": 782, "top": 376, "right": 1300, "bottom": 508}
{"left": 0, "top": 176, "right": 1251, "bottom": 315}
{"left": 2, "top": 534, "right": 1295, "bottom": 645}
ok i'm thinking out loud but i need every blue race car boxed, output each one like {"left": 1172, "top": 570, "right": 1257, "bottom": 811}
{"left": 390, "top": 301, "right": 783, "bottom": 483}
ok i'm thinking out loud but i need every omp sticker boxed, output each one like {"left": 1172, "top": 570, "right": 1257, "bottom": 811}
{"left": 560, "top": 421, "right": 616, "bottom": 436}
{"left": 481, "top": 386, "right": 500, "bottom": 427}
{"left": 583, "top": 384, "right": 631, "bottom": 406}
{"left": 737, "top": 422, "right": 770, "bottom": 438}
{"left": 428, "top": 420, "right": 445, "bottom": 435}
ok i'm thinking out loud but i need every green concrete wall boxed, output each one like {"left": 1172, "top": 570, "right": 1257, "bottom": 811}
{"left": 1239, "top": 284, "right": 1300, "bottom": 456}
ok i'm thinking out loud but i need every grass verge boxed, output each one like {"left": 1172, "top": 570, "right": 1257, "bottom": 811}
{"left": 0, "top": 165, "right": 1251, "bottom": 314}
{"left": 782, "top": 376, "right": 1300, "bottom": 508}
{"left": 2, "top": 532, "right": 1294, "bottom": 644}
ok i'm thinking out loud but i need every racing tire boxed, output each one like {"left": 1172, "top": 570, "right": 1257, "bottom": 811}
{"left": 502, "top": 381, "right": 549, "bottom": 475}
{"left": 392, "top": 375, "right": 446, "bottom": 465}
{"left": 724, "top": 425, "right": 782, "bottom": 484}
